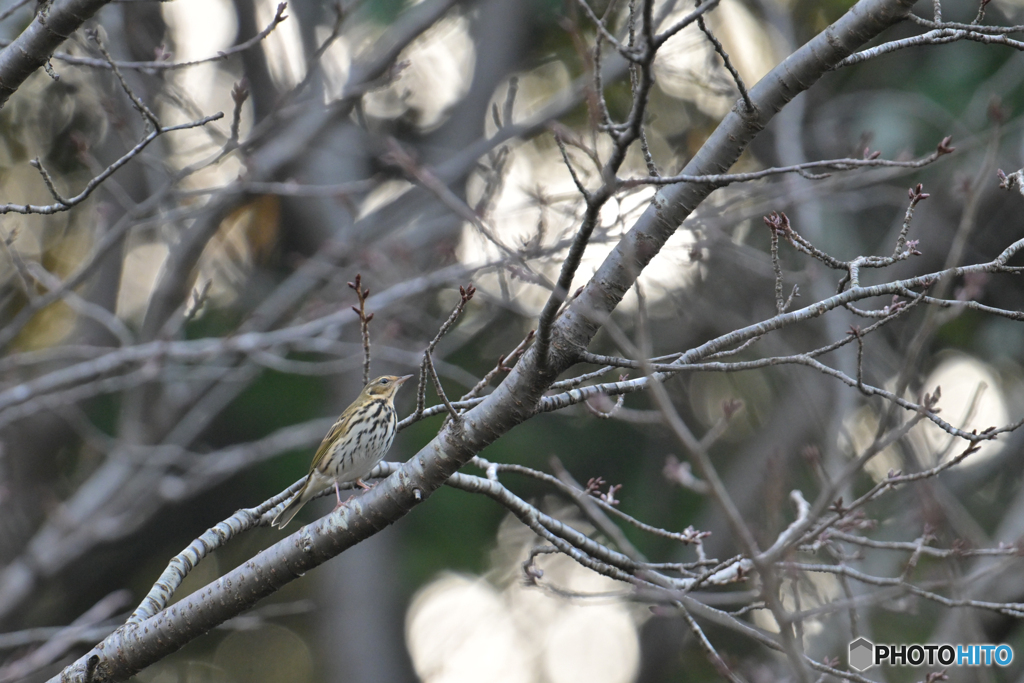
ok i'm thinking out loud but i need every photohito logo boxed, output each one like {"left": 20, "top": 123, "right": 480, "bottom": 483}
{"left": 848, "top": 638, "right": 1014, "bottom": 671}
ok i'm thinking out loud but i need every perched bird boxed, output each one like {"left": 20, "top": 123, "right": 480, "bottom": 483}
{"left": 272, "top": 374, "right": 413, "bottom": 529}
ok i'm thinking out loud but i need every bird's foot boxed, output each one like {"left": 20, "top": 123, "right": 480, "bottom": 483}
{"left": 332, "top": 482, "right": 347, "bottom": 510}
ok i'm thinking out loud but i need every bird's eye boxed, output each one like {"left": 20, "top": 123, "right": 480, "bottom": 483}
{"left": 380, "top": 378, "right": 389, "bottom": 384}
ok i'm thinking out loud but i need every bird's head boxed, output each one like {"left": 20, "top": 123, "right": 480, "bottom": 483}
{"left": 361, "top": 374, "right": 414, "bottom": 400}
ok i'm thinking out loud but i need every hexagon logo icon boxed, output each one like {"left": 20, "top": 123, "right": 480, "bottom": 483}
{"left": 849, "top": 638, "right": 875, "bottom": 671}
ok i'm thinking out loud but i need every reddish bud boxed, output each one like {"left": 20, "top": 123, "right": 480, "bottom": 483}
{"left": 763, "top": 211, "right": 791, "bottom": 235}
{"left": 908, "top": 183, "right": 930, "bottom": 203}
{"left": 231, "top": 80, "right": 249, "bottom": 105}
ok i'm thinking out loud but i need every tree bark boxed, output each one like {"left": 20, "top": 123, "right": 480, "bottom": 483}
{"left": 53, "top": 0, "right": 919, "bottom": 679}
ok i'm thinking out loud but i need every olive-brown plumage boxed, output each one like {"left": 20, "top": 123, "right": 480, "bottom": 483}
{"left": 271, "top": 374, "right": 413, "bottom": 529}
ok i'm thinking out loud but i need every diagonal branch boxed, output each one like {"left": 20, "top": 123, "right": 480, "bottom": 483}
{"left": 0, "top": 0, "right": 112, "bottom": 108}
{"left": 0, "top": 114, "right": 224, "bottom": 215}
{"left": 53, "top": 0, "right": 920, "bottom": 680}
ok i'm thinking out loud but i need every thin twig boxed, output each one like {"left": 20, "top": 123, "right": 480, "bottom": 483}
{"left": 425, "top": 353, "right": 459, "bottom": 422}
{"left": 348, "top": 274, "right": 373, "bottom": 386}
{"left": 620, "top": 139, "right": 954, "bottom": 188}
{"left": 694, "top": 0, "right": 754, "bottom": 113}
{"left": 460, "top": 330, "right": 534, "bottom": 400}
{"left": 87, "top": 28, "right": 160, "bottom": 128}
{"left": 51, "top": 3, "right": 289, "bottom": 72}
{"left": 770, "top": 219, "right": 784, "bottom": 314}
{"left": 414, "top": 285, "right": 475, "bottom": 420}
{"left": 29, "top": 159, "right": 68, "bottom": 205}
{"left": 835, "top": 27, "right": 1024, "bottom": 68}
{"left": 227, "top": 80, "right": 249, "bottom": 149}
{"left": 0, "top": 114, "right": 224, "bottom": 215}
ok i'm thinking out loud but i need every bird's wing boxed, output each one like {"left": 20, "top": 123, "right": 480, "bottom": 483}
{"left": 309, "top": 411, "right": 349, "bottom": 473}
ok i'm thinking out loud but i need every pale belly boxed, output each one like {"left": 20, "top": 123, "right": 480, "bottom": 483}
{"left": 317, "top": 416, "right": 396, "bottom": 484}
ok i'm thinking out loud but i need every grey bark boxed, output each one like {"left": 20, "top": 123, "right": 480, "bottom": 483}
{"left": 0, "top": 0, "right": 112, "bottom": 108}
{"left": 53, "top": 0, "right": 920, "bottom": 680}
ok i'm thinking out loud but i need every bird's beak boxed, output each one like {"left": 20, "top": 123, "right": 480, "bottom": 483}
{"left": 397, "top": 374, "right": 414, "bottom": 385}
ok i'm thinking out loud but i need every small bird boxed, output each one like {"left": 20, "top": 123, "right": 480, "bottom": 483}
{"left": 272, "top": 374, "right": 413, "bottom": 529}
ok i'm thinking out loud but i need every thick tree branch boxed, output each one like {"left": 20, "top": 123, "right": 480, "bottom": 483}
{"left": 54, "top": 0, "right": 921, "bottom": 679}
{"left": 557, "top": 0, "right": 918, "bottom": 357}
{"left": 0, "top": 0, "right": 112, "bottom": 108}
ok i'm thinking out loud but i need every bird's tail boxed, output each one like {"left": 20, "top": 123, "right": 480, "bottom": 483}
{"left": 271, "top": 487, "right": 311, "bottom": 529}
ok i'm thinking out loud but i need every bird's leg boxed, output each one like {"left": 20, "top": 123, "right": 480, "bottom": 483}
{"left": 332, "top": 482, "right": 346, "bottom": 511}
{"left": 356, "top": 479, "right": 372, "bottom": 490}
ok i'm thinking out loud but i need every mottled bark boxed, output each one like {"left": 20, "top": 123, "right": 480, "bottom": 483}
{"left": 53, "top": 0, "right": 920, "bottom": 680}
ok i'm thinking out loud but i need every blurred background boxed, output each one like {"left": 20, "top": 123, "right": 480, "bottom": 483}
{"left": 1, "top": 0, "right": 1024, "bottom": 680}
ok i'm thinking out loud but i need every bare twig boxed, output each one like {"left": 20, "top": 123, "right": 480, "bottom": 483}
{"left": 836, "top": 27, "right": 1024, "bottom": 68}
{"left": 0, "top": 114, "right": 223, "bottom": 215}
{"left": 51, "top": 3, "right": 289, "bottom": 72}
{"left": 461, "top": 330, "right": 534, "bottom": 400}
{"left": 348, "top": 274, "right": 374, "bottom": 386}
{"left": 694, "top": 0, "right": 754, "bottom": 113}
{"left": 227, "top": 80, "right": 249, "bottom": 148}
{"left": 620, "top": 139, "right": 954, "bottom": 188}
{"left": 87, "top": 28, "right": 159, "bottom": 128}
{"left": 415, "top": 285, "right": 476, "bottom": 421}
